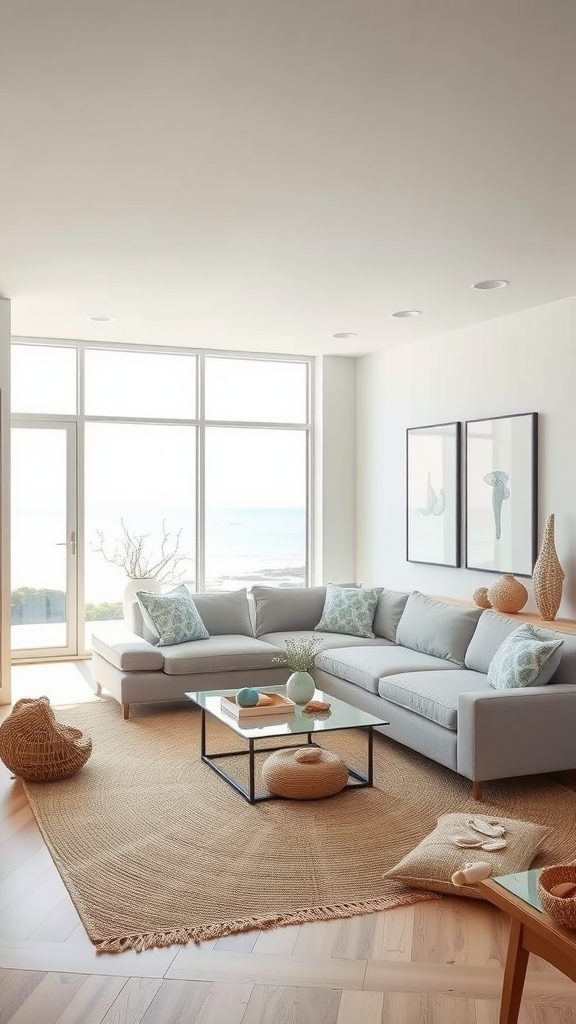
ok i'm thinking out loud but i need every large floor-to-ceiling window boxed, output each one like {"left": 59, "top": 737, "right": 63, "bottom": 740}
{"left": 11, "top": 341, "right": 312, "bottom": 659}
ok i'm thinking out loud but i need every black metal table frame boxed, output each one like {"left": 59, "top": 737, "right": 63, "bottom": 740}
{"left": 199, "top": 707, "right": 375, "bottom": 804}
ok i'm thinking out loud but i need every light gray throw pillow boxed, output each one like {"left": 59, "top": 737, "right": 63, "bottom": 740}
{"left": 372, "top": 588, "right": 410, "bottom": 642}
{"left": 315, "top": 584, "right": 382, "bottom": 639}
{"left": 487, "top": 623, "right": 564, "bottom": 689}
{"left": 137, "top": 584, "right": 209, "bottom": 646}
{"left": 396, "top": 592, "right": 482, "bottom": 666}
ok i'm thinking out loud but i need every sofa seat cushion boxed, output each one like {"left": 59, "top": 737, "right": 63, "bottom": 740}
{"left": 162, "top": 635, "right": 284, "bottom": 676}
{"left": 316, "top": 646, "right": 459, "bottom": 696}
{"left": 379, "top": 670, "right": 491, "bottom": 730}
{"left": 91, "top": 632, "right": 164, "bottom": 672}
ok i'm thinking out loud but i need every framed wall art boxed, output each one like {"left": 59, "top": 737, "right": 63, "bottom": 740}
{"left": 465, "top": 412, "right": 538, "bottom": 575}
{"left": 406, "top": 421, "right": 461, "bottom": 567}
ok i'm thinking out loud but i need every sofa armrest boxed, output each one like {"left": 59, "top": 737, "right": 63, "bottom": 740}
{"left": 91, "top": 629, "right": 164, "bottom": 672}
{"left": 457, "top": 684, "right": 576, "bottom": 782}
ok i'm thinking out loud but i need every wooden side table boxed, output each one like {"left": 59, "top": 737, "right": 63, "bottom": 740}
{"left": 479, "top": 871, "right": 576, "bottom": 1024}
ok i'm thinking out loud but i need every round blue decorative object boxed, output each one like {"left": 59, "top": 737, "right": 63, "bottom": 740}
{"left": 236, "top": 687, "right": 259, "bottom": 707}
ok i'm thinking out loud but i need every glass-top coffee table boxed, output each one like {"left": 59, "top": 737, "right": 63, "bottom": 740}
{"left": 186, "top": 686, "right": 389, "bottom": 804}
{"left": 479, "top": 870, "right": 576, "bottom": 1024}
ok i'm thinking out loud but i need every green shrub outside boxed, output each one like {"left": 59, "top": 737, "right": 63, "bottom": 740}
{"left": 11, "top": 587, "right": 122, "bottom": 624}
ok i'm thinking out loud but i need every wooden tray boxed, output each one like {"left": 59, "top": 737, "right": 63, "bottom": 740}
{"left": 220, "top": 692, "right": 296, "bottom": 718}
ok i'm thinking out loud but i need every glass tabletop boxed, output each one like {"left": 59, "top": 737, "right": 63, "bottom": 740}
{"left": 491, "top": 869, "right": 543, "bottom": 912}
{"left": 185, "top": 685, "right": 389, "bottom": 739}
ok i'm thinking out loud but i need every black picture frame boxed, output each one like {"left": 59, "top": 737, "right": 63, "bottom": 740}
{"left": 406, "top": 421, "right": 461, "bottom": 567}
{"left": 465, "top": 412, "right": 538, "bottom": 576}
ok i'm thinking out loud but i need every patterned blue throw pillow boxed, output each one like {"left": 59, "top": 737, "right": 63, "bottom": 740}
{"left": 315, "top": 584, "right": 382, "bottom": 638}
{"left": 137, "top": 585, "right": 209, "bottom": 647}
{"left": 487, "top": 623, "right": 564, "bottom": 689}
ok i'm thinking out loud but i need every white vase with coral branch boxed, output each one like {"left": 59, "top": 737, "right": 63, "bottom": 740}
{"left": 91, "top": 519, "right": 193, "bottom": 629}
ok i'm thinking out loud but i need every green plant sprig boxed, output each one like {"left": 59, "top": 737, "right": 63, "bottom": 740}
{"left": 272, "top": 635, "right": 324, "bottom": 672}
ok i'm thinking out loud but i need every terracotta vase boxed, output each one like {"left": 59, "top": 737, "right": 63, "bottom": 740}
{"left": 487, "top": 574, "right": 528, "bottom": 614}
{"left": 532, "top": 514, "right": 565, "bottom": 621}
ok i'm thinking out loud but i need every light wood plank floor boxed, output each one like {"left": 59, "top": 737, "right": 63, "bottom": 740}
{"left": 1, "top": 663, "right": 575, "bottom": 1024}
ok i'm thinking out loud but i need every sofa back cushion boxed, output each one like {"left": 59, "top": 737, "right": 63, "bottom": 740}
{"left": 190, "top": 589, "right": 253, "bottom": 636}
{"left": 373, "top": 588, "right": 411, "bottom": 642}
{"left": 396, "top": 592, "right": 482, "bottom": 666}
{"left": 252, "top": 586, "right": 327, "bottom": 637}
{"left": 466, "top": 608, "right": 576, "bottom": 682}
{"left": 132, "top": 587, "right": 252, "bottom": 642}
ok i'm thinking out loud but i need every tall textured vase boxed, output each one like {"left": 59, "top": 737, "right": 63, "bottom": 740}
{"left": 532, "top": 513, "right": 565, "bottom": 621}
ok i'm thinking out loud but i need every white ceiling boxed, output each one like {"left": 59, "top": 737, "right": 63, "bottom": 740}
{"left": 1, "top": 0, "right": 576, "bottom": 357}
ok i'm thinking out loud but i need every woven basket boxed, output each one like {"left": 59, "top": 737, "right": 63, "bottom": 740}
{"left": 537, "top": 864, "right": 576, "bottom": 930}
{"left": 0, "top": 696, "right": 92, "bottom": 782}
{"left": 262, "top": 746, "right": 349, "bottom": 800}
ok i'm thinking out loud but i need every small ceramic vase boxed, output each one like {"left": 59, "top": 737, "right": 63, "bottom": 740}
{"left": 472, "top": 587, "right": 492, "bottom": 609}
{"left": 487, "top": 574, "right": 528, "bottom": 614}
{"left": 532, "top": 513, "right": 565, "bottom": 621}
{"left": 286, "top": 671, "right": 315, "bottom": 705}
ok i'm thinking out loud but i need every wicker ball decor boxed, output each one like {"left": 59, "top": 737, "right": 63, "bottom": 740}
{"left": 487, "top": 574, "right": 528, "bottom": 614}
{"left": 0, "top": 696, "right": 92, "bottom": 782}
{"left": 472, "top": 587, "right": 492, "bottom": 609}
{"left": 262, "top": 746, "right": 349, "bottom": 799}
{"left": 537, "top": 864, "right": 576, "bottom": 930}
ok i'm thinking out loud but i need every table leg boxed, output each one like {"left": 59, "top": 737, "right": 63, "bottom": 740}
{"left": 499, "top": 917, "right": 529, "bottom": 1024}
{"left": 200, "top": 709, "right": 206, "bottom": 757}
{"left": 367, "top": 727, "right": 374, "bottom": 786}
{"left": 248, "top": 739, "right": 255, "bottom": 804}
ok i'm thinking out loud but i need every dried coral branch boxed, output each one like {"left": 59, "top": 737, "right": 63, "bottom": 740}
{"left": 91, "top": 518, "right": 192, "bottom": 585}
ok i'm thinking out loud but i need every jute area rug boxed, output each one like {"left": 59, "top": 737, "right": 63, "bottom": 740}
{"left": 22, "top": 699, "right": 576, "bottom": 955}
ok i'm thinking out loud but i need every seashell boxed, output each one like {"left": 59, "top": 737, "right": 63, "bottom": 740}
{"left": 467, "top": 818, "right": 506, "bottom": 838}
{"left": 550, "top": 882, "right": 576, "bottom": 898}
{"left": 451, "top": 836, "right": 484, "bottom": 848}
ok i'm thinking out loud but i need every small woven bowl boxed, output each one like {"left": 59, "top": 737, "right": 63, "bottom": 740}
{"left": 537, "top": 865, "right": 576, "bottom": 930}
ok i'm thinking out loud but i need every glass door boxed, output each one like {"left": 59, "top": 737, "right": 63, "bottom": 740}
{"left": 11, "top": 422, "right": 78, "bottom": 658}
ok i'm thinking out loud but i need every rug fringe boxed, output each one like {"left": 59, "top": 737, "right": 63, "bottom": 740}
{"left": 94, "top": 891, "right": 441, "bottom": 954}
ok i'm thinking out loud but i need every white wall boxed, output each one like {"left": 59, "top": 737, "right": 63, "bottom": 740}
{"left": 356, "top": 294, "right": 576, "bottom": 617}
{"left": 0, "top": 300, "right": 10, "bottom": 704}
{"left": 313, "top": 355, "right": 357, "bottom": 585}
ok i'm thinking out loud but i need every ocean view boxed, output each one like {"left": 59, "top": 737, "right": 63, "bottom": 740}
{"left": 12, "top": 507, "right": 307, "bottom": 605}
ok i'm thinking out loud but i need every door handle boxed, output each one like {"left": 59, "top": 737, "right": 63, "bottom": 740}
{"left": 56, "top": 532, "right": 76, "bottom": 555}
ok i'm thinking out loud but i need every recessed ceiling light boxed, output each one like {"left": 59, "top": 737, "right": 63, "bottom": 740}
{"left": 332, "top": 332, "right": 357, "bottom": 338}
{"left": 86, "top": 313, "right": 118, "bottom": 323}
{"left": 472, "top": 279, "right": 509, "bottom": 290}
{"left": 392, "top": 310, "right": 422, "bottom": 318}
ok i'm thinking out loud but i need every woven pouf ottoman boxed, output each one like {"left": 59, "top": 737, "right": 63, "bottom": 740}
{"left": 0, "top": 696, "right": 92, "bottom": 782}
{"left": 262, "top": 746, "right": 349, "bottom": 799}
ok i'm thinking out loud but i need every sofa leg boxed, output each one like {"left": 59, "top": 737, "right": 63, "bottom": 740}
{"left": 472, "top": 781, "right": 483, "bottom": 801}
{"left": 122, "top": 703, "right": 130, "bottom": 720}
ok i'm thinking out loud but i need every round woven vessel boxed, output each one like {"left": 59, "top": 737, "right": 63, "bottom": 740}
{"left": 262, "top": 747, "right": 349, "bottom": 800}
{"left": 537, "top": 865, "right": 576, "bottom": 930}
{"left": 487, "top": 574, "right": 528, "bottom": 614}
{"left": 0, "top": 696, "right": 92, "bottom": 782}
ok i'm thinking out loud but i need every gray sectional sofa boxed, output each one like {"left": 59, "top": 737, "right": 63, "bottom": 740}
{"left": 91, "top": 585, "right": 576, "bottom": 799}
